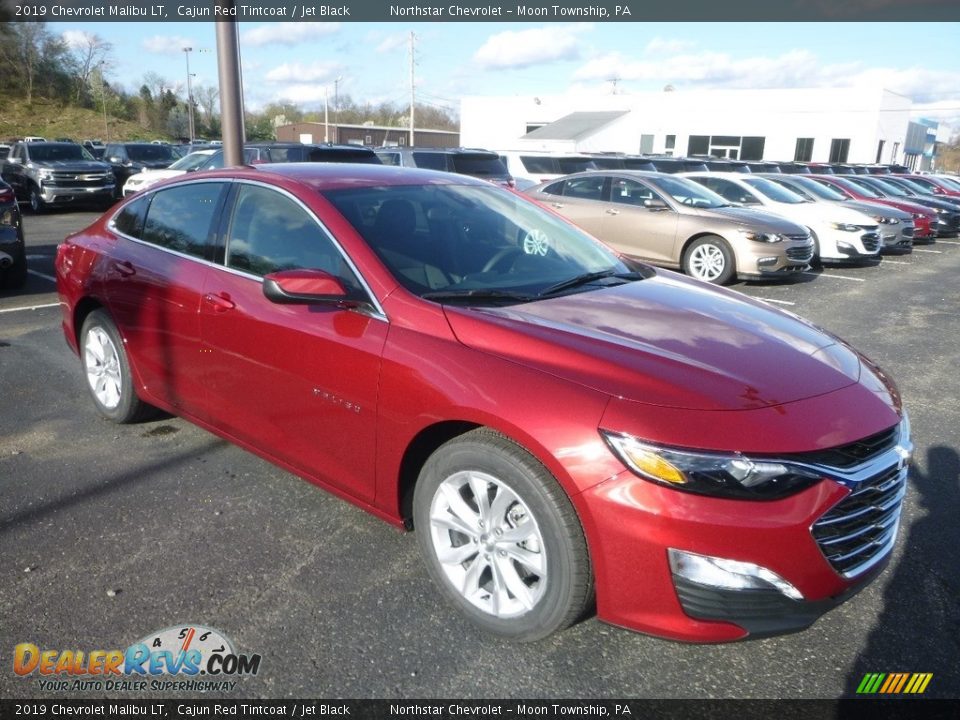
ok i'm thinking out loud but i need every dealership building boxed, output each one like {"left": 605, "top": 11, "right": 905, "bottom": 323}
{"left": 460, "top": 87, "right": 940, "bottom": 169}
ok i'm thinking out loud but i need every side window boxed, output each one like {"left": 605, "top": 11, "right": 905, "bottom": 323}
{"left": 201, "top": 152, "right": 225, "bottom": 170}
{"left": 224, "top": 184, "right": 361, "bottom": 290}
{"left": 378, "top": 153, "right": 400, "bottom": 166}
{"left": 141, "top": 182, "right": 224, "bottom": 258}
{"left": 563, "top": 175, "right": 605, "bottom": 201}
{"left": 411, "top": 152, "right": 448, "bottom": 171}
{"left": 540, "top": 181, "right": 564, "bottom": 196}
{"left": 611, "top": 178, "right": 657, "bottom": 206}
{"left": 699, "top": 178, "right": 749, "bottom": 204}
{"left": 112, "top": 194, "right": 151, "bottom": 238}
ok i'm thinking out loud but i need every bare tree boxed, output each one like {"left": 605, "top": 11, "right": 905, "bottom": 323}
{"left": 70, "top": 32, "right": 113, "bottom": 104}
{"left": 194, "top": 85, "right": 220, "bottom": 127}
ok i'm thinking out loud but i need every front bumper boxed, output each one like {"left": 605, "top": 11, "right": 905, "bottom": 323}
{"left": 39, "top": 183, "right": 115, "bottom": 205}
{"left": 738, "top": 238, "right": 814, "bottom": 279}
{"left": 574, "top": 415, "right": 909, "bottom": 642}
{"left": 879, "top": 223, "right": 913, "bottom": 253}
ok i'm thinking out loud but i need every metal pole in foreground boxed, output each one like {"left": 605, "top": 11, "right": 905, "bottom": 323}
{"left": 215, "top": 8, "right": 245, "bottom": 167}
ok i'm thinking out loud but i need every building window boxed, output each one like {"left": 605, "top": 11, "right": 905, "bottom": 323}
{"left": 399, "top": 136, "right": 407, "bottom": 146}
{"left": 794, "top": 138, "right": 814, "bottom": 161}
{"left": 829, "top": 139, "right": 850, "bottom": 163}
{"left": 876, "top": 140, "right": 885, "bottom": 163}
{"left": 525, "top": 124, "right": 546, "bottom": 134}
{"left": 665, "top": 135, "right": 676, "bottom": 150}
{"left": 639, "top": 134, "right": 654, "bottom": 153}
{"left": 688, "top": 135, "right": 709, "bottom": 155}
{"left": 740, "top": 137, "right": 765, "bottom": 161}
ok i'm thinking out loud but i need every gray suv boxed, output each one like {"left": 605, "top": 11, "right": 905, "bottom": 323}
{"left": 375, "top": 147, "right": 513, "bottom": 186}
{"left": 1, "top": 142, "right": 114, "bottom": 212}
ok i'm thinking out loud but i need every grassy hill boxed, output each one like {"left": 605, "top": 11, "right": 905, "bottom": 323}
{"left": 0, "top": 97, "right": 165, "bottom": 144}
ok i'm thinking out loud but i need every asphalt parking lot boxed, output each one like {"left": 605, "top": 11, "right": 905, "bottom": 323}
{"left": 1, "top": 209, "right": 958, "bottom": 700}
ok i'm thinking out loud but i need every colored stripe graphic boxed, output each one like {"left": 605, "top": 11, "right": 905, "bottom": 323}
{"left": 857, "top": 672, "right": 932, "bottom": 694}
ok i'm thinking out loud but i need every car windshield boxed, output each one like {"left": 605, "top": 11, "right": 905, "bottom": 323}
{"left": 126, "top": 145, "right": 177, "bottom": 162}
{"left": 864, "top": 178, "right": 903, "bottom": 197}
{"left": 887, "top": 178, "right": 928, "bottom": 195}
{"left": 936, "top": 176, "right": 960, "bottom": 191}
{"left": 650, "top": 175, "right": 728, "bottom": 208}
{"left": 169, "top": 151, "right": 216, "bottom": 171}
{"left": 786, "top": 177, "right": 846, "bottom": 201}
{"left": 836, "top": 178, "right": 881, "bottom": 198}
{"left": 450, "top": 154, "right": 509, "bottom": 177}
{"left": 28, "top": 144, "right": 94, "bottom": 161}
{"left": 743, "top": 177, "right": 806, "bottom": 203}
{"left": 322, "top": 182, "right": 633, "bottom": 301}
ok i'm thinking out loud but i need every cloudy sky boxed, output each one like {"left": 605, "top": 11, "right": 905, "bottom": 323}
{"left": 52, "top": 21, "right": 960, "bottom": 133}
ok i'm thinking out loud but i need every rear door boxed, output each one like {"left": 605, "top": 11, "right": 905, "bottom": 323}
{"left": 540, "top": 175, "right": 609, "bottom": 237}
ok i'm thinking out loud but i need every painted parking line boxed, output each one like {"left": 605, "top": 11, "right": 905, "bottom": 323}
{"left": 25, "top": 254, "right": 54, "bottom": 260}
{"left": 932, "top": 240, "right": 960, "bottom": 245}
{"left": 802, "top": 272, "right": 865, "bottom": 282}
{"left": 881, "top": 260, "right": 912, "bottom": 265}
{"left": 28, "top": 269, "right": 57, "bottom": 282}
{"left": 0, "top": 302, "right": 59, "bottom": 315}
{"left": 912, "top": 249, "right": 943, "bottom": 254}
{"left": 756, "top": 298, "right": 796, "bottom": 306}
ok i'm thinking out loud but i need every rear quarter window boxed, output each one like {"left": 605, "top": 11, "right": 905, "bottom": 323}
{"left": 141, "top": 183, "right": 225, "bottom": 258}
{"left": 112, "top": 195, "right": 151, "bottom": 238}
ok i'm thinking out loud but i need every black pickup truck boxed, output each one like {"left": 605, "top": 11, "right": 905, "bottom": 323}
{"left": 1, "top": 141, "right": 115, "bottom": 212}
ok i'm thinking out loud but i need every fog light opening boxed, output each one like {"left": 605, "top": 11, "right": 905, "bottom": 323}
{"left": 668, "top": 548, "right": 803, "bottom": 601}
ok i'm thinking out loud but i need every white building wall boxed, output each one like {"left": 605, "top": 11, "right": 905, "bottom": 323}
{"left": 461, "top": 88, "right": 912, "bottom": 164}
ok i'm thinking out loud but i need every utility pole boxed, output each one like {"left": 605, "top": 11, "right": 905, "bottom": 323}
{"left": 324, "top": 86, "right": 329, "bottom": 142}
{"left": 215, "top": 7, "right": 245, "bottom": 166}
{"left": 97, "top": 63, "right": 109, "bottom": 141}
{"left": 334, "top": 75, "right": 342, "bottom": 140}
{"left": 183, "top": 47, "right": 195, "bottom": 141}
{"left": 409, "top": 31, "right": 415, "bottom": 147}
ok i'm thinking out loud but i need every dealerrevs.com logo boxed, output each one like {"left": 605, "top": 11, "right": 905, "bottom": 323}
{"left": 14, "top": 625, "right": 261, "bottom": 693}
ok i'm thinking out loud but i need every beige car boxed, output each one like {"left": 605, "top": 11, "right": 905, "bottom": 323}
{"left": 526, "top": 171, "right": 814, "bottom": 284}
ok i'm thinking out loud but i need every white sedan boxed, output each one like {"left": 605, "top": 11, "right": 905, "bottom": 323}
{"left": 681, "top": 172, "right": 881, "bottom": 263}
{"left": 122, "top": 149, "right": 219, "bottom": 197}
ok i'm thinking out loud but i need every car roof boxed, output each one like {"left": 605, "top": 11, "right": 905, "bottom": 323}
{"left": 199, "top": 162, "right": 491, "bottom": 191}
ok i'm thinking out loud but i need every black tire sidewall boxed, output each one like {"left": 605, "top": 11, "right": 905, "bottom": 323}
{"left": 684, "top": 235, "right": 736, "bottom": 285}
{"left": 413, "top": 432, "right": 589, "bottom": 641}
{"left": 79, "top": 310, "right": 141, "bottom": 423}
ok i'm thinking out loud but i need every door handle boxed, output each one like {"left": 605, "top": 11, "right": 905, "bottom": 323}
{"left": 203, "top": 293, "right": 236, "bottom": 313}
{"left": 605, "top": 209, "right": 620, "bottom": 215}
{"left": 112, "top": 260, "right": 135, "bottom": 277}
{"left": 551, "top": 203, "right": 565, "bottom": 209}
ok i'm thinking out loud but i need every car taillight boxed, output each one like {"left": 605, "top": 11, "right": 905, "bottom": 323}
{"left": 0, "top": 188, "right": 14, "bottom": 203}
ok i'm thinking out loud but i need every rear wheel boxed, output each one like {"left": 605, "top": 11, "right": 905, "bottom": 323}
{"left": 683, "top": 235, "right": 736, "bottom": 285}
{"left": 80, "top": 310, "right": 155, "bottom": 423}
{"left": 413, "top": 429, "right": 593, "bottom": 641}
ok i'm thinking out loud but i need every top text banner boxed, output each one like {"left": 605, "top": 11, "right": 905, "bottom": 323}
{"left": 3, "top": 0, "right": 960, "bottom": 22}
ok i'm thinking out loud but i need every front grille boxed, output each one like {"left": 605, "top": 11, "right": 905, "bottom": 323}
{"left": 784, "top": 233, "right": 811, "bottom": 243}
{"left": 859, "top": 232, "right": 881, "bottom": 253}
{"left": 785, "top": 426, "right": 898, "bottom": 468}
{"left": 786, "top": 246, "right": 814, "bottom": 261}
{"left": 902, "top": 226, "right": 914, "bottom": 238}
{"left": 47, "top": 172, "right": 113, "bottom": 188}
{"left": 812, "top": 463, "right": 906, "bottom": 578}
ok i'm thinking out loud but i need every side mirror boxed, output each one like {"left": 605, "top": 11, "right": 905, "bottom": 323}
{"left": 263, "top": 268, "right": 360, "bottom": 307}
{"left": 643, "top": 198, "right": 669, "bottom": 210}
{"left": 6, "top": 156, "right": 22, "bottom": 165}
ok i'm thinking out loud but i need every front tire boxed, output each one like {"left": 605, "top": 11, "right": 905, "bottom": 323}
{"left": 682, "top": 235, "right": 736, "bottom": 285}
{"left": 413, "top": 429, "right": 593, "bottom": 641}
{"left": 80, "top": 309, "right": 154, "bottom": 423}
{"left": 29, "top": 186, "right": 46, "bottom": 214}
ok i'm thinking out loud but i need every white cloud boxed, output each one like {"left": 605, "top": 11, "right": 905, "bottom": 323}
{"left": 376, "top": 33, "right": 408, "bottom": 54}
{"left": 473, "top": 24, "right": 593, "bottom": 71}
{"left": 265, "top": 61, "right": 346, "bottom": 84}
{"left": 242, "top": 23, "right": 340, "bottom": 47}
{"left": 643, "top": 37, "right": 696, "bottom": 56}
{"left": 142, "top": 35, "right": 196, "bottom": 55}
{"left": 62, "top": 30, "right": 95, "bottom": 49}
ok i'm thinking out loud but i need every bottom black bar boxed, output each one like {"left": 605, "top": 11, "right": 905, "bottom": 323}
{"left": 0, "top": 700, "right": 958, "bottom": 720}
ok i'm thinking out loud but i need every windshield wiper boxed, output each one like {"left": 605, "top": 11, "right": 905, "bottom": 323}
{"left": 421, "top": 289, "right": 535, "bottom": 304}
{"left": 538, "top": 270, "right": 645, "bottom": 298}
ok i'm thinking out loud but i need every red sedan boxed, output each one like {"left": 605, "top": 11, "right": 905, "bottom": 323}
{"left": 56, "top": 163, "right": 911, "bottom": 642}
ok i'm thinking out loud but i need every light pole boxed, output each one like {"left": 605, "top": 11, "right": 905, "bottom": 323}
{"left": 333, "top": 75, "right": 342, "bottom": 141}
{"left": 183, "top": 46, "right": 195, "bottom": 141}
{"left": 97, "top": 63, "right": 109, "bottom": 141}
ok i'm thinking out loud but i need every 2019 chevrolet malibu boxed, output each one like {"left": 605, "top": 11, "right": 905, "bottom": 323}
{"left": 56, "top": 163, "right": 912, "bottom": 642}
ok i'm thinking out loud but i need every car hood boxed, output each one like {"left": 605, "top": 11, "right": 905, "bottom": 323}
{"left": 443, "top": 273, "right": 862, "bottom": 411}
{"left": 839, "top": 199, "right": 912, "bottom": 220}
{"left": 694, "top": 205, "right": 808, "bottom": 233}
{"left": 125, "top": 169, "right": 186, "bottom": 184}
{"left": 29, "top": 160, "right": 110, "bottom": 172}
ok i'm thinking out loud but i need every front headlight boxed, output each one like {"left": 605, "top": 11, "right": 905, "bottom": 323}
{"left": 601, "top": 431, "right": 823, "bottom": 500}
{"left": 872, "top": 215, "right": 899, "bottom": 225}
{"left": 737, "top": 229, "right": 783, "bottom": 243}
{"left": 37, "top": 168, "right": 54, "bottom": 179}
{"left": 830, "top": 222, "right": 861, "bottom": 232}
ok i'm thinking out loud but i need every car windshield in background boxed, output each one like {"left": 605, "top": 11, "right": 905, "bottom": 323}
{"left": 321, "top": 183, "right": 630, "bottom": 300}
{"left": 519, "top": 156, "right": 561, "bottom": 173}
{"left": 126, "top": 145, "right": 178, "bottom": 162}
{"left": 557, "top": 157, "right": 596, "bottom": 174}
{"left": 450, "top": 154, "right": 508, "bottom": 177}
{"left": 650, "top": 175, "right": 729, "bottom": 208}
{"left": 785, "top": 177, "right": 847, "bottom": 201}
{"left": 28, "top": 144, "right": 93, "bottom": 161}
{"left": 743, "top": 177, "right": 806, "bottom": 203}
{"left": 168, "top": 151, "right": 215, "bottom": 171}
